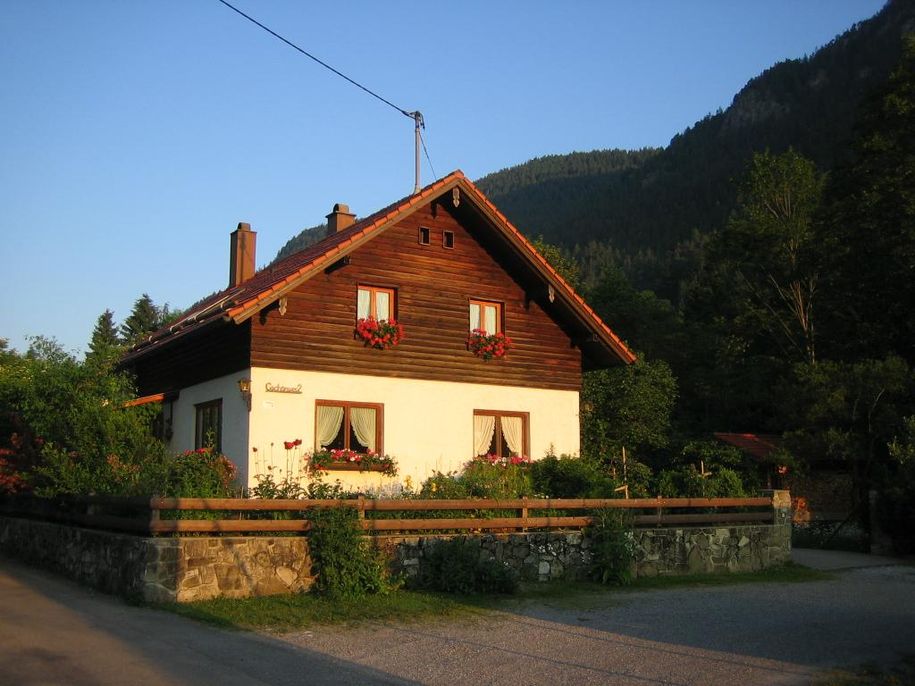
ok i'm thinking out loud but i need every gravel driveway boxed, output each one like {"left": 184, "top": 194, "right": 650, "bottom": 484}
{"left": 279, "top": 559, "right": 915, "bottom": 685}
{"left": 2, "top": 551, "right": 913, "bottom": 686}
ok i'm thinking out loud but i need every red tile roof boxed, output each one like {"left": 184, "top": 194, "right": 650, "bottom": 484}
{"left": 713, "top": 432, "right": 783, "bottom": 461}
{"left": 123, "top": 170, "right": 635, "bottom": 365}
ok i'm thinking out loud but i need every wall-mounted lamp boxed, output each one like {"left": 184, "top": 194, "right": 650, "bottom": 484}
{"left": 237, "top": 378, "right": 252, "bottom": 411}
{"left": 580, "top": 400, "right": 594, "bottom": 415}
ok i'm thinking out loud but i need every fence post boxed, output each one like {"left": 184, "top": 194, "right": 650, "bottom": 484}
{"left": 357, "top": 495, "right": 365, "bottom": 523}
{"left": 656, "top": 494, "right": 663, "bottom": 527}
{"left": 769, "top": 490, "right": 792, "bottom": 554}
{"left": 521, "top": 497, "right": 528, "bottom": 532}
{"left": 148, "top": 497, "right": 159, "bottom": 536}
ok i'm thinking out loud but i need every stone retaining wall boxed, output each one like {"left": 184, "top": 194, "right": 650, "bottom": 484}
{"left": 384, "top": 522, "right": 790, "bottom": 582}
{"left": 0, "top": 492, "right": 790, "bottom": 601}
{"left": 0, "top": 517, "right": 312, "bottom": 603}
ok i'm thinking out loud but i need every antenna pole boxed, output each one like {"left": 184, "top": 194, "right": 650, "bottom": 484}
{"left": 411, "top": 111, "right": 424, "bottom": 193}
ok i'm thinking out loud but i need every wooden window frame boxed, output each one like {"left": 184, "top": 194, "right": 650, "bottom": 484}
{"left": 469, "top": 299, "right": 503, "bottom": 334}
{"left": 473, "top": 409, "right": 530, "bottom": 457}
{"left": 315, "top": 400, "right": 384, "bottom": 453}
{"left": 442, "top": 230, "right": 455, "bottom": 249}
{"left": 418, "top": 227, "right": 431, "bottom": 245}
{"left": 194, "top": 399, "right": 223, "bottom": 452}
{"left": 357, "top": 285, "right": 397, "bottom": 321}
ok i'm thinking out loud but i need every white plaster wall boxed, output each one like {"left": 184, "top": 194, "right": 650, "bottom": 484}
{"left": 246, "top": 368, "right": 580, "bottom": 491}
{"left": 168, "top": 371, "right": 251, "bottom": 485}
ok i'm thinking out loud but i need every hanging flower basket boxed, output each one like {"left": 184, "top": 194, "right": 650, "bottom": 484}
{"left": 355, "top": 317, "right": 404, "bottom": 350}
{"left": 467, "top": 329, "right": 512, "bottom": 360}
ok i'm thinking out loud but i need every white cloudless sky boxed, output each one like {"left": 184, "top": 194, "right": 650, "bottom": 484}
{"left": 0, "top": 0, "right": 885, "bottom": 355}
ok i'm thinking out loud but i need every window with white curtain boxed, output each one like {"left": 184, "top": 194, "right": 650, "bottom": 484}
{"left": 469, "top": 299, "right": 502, "bottom": 334}
{"left": 315, "top": 400, "right": 383, "bottom": 453}
{"left": 472, "top": 410, "right": 528, "bottom": 457}
{"left": 357, "top": 285, "right": 395, "bottom": 321}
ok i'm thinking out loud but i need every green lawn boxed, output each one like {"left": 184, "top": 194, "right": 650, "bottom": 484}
{"left": 154, "top": 562, "right": 830, "bottom": 632}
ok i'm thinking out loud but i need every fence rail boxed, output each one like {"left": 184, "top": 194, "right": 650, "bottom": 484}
{"left": 1, "top": 493, "right": 777, "bottom": 536}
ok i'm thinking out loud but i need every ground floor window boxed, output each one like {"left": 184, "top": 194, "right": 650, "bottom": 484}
{"left": 315, "top": 400, "right": 384, "bottom": 453}
{"left": 473, "top": 410, "right": 529, "bottom": 457}
{"left": 194, "top": 399, "right": 222, "bottom": 452}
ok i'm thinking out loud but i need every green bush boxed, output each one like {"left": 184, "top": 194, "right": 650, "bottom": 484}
{"left": 410, "top": 537, "right": 518, "bottom": 595}
{"left": 308, "top": 506, "right": 391, "bottom": 600}
{"left": 460, "top": 459, "right": 533, "bottom": 499}
{"left": 656, "top": 464, "right": 747, "bottom": 498}
{"left": 530, "top": 454, "right": 619, "bottom": 498}
{"left": 419, "top": 471, "right": 470, "bottom": 499}
{"left": 588, "top": 508, "right": 635, "bottom": 585}
{"left": 654, "top": 441, "right": 750, "bottom": 498}
{"left": 0, "top": 337, "right": 170, "bottom": 496}
{"left": 165, "top": 447, "right": 237, "bottom": 498}
{"left": 419, "top": 459, "right": 533, "bottom": 500}
{"left": 877, "top": 416, "right": 915, "bottom": 553}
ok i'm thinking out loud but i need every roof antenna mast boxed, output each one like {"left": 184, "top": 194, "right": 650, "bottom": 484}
{"left": 411, "top": 111, "right": 424, "bottom": 194}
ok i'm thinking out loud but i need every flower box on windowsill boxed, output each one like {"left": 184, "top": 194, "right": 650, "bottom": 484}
{"left": 467, "top": 329, "right": 513, "bottom": 360}
{"left": 309, "top": 449, "right": 398, "bottom": 477}
{"left": 317, "top": 462, "right": 389, "bottom": 473}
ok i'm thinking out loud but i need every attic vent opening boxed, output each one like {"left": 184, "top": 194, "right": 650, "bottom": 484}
{"left": 443, "top": 230, "right": 455, "bottom": 249}
{"left": 419, "top": 227, "right": 431, "bottom": 245}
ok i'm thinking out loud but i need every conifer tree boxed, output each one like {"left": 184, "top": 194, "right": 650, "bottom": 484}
{"left": 818, "top": 35, "right": 915, "bottom": 363}
{"left": 86, "top": 309, "right": 121, "bottom": 367}
{"left": 120, "top": 294, "right": 161, "bottom": 345}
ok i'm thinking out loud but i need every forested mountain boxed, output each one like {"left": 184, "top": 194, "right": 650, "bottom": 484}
{"left": 476, "top": 0, "right": 915, "bottom": 259}
{"left": 274, "top": 223, "right": 327, "bottom": 262}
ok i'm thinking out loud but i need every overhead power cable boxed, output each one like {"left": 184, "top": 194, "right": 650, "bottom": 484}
{"left": 216, "top": 0, "right": 413, "bottom": 120}
{"left": 420, "top": 130, "right": 438, "bottom": 182}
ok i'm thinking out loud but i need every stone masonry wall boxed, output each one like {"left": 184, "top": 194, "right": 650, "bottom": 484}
{"left": 0, "top": 517, "right": 312, "bottom": 603}
{"left": 384, "top": 521, "right": 790, "bottom": 582}
{"left": 1, "top": 492, "right": 790, "bottom": 600}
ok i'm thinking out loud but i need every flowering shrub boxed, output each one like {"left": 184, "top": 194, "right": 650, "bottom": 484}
{"left": 309, "top": 448, "right": 398, "bottom": 477}
{"left": 476, "top": 453, "right": 531, "bottom": 467}
{"left": 0, "top": 447, "right": 27, "bottom": 493}
{"left": 166, "top": 447, "right": 238, "bottom": 497}
{"left": 467, "top": 329, "right": 512, "bottom": 360}
{"left": 355, "top": 317, "right": 404, "bottom": 350}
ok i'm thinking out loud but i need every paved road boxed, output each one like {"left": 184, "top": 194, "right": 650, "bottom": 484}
{"left": 2, "top": 551, "right": 913, "bottom": 686}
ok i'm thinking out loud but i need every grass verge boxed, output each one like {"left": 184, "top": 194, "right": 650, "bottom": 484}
{"left": 625, "top": 561, "right": 832, "bottom": 590}
{"left": 813, "top": 655, "right": 915, "bottom": 685}
{"left": 152, "top": 562, "right": 829, "bottom": 632}
{"left": 154, "top": 589, "right": 496, "bottom": 632}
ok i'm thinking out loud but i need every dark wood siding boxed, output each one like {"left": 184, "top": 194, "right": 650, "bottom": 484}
{"left": 250, "top": 202, "right": 582, "bottom": 391}
{"left": 129, "top": 320, "right": 251, "bottom": 396}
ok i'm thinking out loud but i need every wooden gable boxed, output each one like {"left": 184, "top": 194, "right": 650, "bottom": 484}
{"left": 250, "top": 198, "right": 582, "bottom": 391}
{"left": 123, "top": 171, "right": 634, "bottom": 395}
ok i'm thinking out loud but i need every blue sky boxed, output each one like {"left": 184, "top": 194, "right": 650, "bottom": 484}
{"left": 0, "top": 0, "right": 885, "bottom": 355}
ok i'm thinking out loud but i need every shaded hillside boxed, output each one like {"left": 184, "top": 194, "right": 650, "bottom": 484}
{"left": 274, "top": 223, "right": 327, "bottom": 262}
{"left": 476, "top": 0, "right": 915, "bottom": 256}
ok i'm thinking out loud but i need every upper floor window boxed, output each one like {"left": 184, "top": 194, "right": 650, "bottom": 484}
{"left": 473, "top": 410, "right": 528, "bottom": 458}
{"left": 443, "top": 230, "right": 455, "bottom": 249}
{"left": 358, "top": 285, "right": 395, "bottom": 321}
{"left": 195, "top": 399, "right": 222, "bottom": 452}
{"left": 418, "top": 227, "right": 431, "bottom": 245}
{"left": 316, "top": 400, "right": 383, "bottom": 453}
{"left": 469, "top": 299, "right": 502, "bottom": 334}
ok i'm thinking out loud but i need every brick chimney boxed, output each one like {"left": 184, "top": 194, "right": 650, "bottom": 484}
{"left": 229, "top": 222, "right": 257, "bottom": 287}
{"left": 326, "top": 203, "right": 356, "bottom": 237}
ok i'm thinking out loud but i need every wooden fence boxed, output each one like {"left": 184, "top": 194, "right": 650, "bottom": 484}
{"left": 1, "top": 493, "right": 777, "bottom": 536}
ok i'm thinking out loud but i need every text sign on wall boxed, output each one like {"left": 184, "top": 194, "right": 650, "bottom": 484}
{"left": 265, "top": 383, "right": 303, "bottom": 394}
